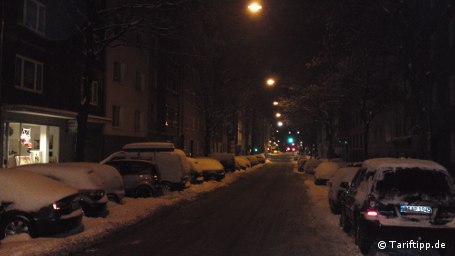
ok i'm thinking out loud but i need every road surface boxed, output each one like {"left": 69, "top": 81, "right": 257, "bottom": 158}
{"left": 73, "top": 161, "right": 360, "bottom": 256}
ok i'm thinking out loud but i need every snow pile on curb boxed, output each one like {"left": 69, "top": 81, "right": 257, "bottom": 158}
{"left": 0, "top": 164, "right": 265, "bottom": 256}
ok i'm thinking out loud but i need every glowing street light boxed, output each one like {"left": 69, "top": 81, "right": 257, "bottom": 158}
{"left": 248, "top": 2, "right": 263, "bottom": 13}
{"left": 277, "top": 121, "right": 283, "bottom": 127}
{"left": 266, "top": 78, "right": 276, "bottom": 87}
{"left": 273, "top": 101, "right": 279, "bottom": 106}
{"left": 297, "top": 131, "right": 300, "bottom": 134}
{"left": 276, "top": 112, "right": 281, "bottom": 118}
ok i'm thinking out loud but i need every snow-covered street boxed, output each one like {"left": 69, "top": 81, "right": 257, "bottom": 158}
{"left": 0, "top": 161, "right": 365, "bottom": 256}
{"left": 0, "top": 164, "right": 265, "bottom": 256}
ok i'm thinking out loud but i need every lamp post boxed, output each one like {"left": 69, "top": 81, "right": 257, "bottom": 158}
{"left": 248, "top": 2, "right": 263, "bottom": 13}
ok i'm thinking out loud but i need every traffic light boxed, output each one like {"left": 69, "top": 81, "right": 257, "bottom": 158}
{"left": 287, "top": 137, "right": 294, "bottom": 144}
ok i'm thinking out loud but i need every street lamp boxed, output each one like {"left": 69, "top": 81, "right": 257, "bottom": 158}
{"left": 273, "top": 101, "right": 279, "bottom": 106}
{"left": 277, "top": 121, "right": 283, "bottom": 127}
{"left": 266, "top": 78, "right": 275, "bottom": 87}
{"left": 275, "top": 112, "right": 281, "bottom": 118}
{"left": 248, "top": 2, "right": 263, "bottom": 13}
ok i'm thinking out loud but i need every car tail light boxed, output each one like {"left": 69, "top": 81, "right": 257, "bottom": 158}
{"left": 366, "top": 209, "right": 378, "bottom": 216}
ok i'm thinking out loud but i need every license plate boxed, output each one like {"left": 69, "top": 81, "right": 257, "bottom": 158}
{"left": 400, "top": 205, "right": 432, "bottom": 214}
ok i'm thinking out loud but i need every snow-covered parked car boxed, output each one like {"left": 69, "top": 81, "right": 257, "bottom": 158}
{"left": 0, "top": 169, "right": 82, "bottom": 239}
{"left": 303, "top": 158, "right": 327, "bottom": 174}
{"left": 254, "top": 153, "right": 266, "bottom": 164}
{"left": 62, "top": 163, "right": 125, "bottom": 203}
{"left": 235, "top": 156, "right": 251, "bottom": 170}
{"left": 12, "top": 163, "right": 108, "bottom": 217}
{"left": 327, "top": 167, "right": 360, "bottom": 214}
{"left": 104, "top": 159, "right": 163, "bottom": 198}
{"left": 246, "top": 155, "right": 259, "bottom": 166}
{"left": 340, "top": 158, "right": 455, "bottom": 254}
{"left": 209, "top": 153, "right": 236, "bottom": 172}
{"left": 101, "top": 142, "right": 190, "bottom": 192}
{"left": 187, "top": 157, "right": 203, "bottom": 183}
{"left": 314, "top": 162, "right": 345, "bottom": 185}
{"left": 194, "top": 157, "right": 225, "bottom": 181}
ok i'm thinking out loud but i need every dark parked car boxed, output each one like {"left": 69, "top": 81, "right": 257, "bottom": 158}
{"left": 105, "top": 159, "right": 163, "bottom": 198}
{"left": 0, "top": 169, "right": 82, "bottom": 239}
{"left": 327, "top": 167, "right": 360, "bottom": 214}
{"left": 339, "top": 158, "right": 455, "bottom": 255}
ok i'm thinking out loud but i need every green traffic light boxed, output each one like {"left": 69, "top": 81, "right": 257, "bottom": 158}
{"left": 287, "top": 137, "right": 294, "bottom": 143}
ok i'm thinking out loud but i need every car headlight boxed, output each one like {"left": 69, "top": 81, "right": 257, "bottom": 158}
{"left": 80, "top": 190, "right": 105, "bottom": 201}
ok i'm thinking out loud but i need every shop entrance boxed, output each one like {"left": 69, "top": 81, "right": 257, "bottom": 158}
{"left": 4, "top": 122, "right": 59, "bottom": 167}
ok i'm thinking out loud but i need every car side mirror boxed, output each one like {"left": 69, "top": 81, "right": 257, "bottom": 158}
{"left": 340, "top": 182, "right": 350, "bottom": 190}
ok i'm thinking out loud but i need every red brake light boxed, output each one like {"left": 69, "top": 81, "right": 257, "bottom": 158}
{"left": 366, "top": 209, "right": 378, "bottom": 216}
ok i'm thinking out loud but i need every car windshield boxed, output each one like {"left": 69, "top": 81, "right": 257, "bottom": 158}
{"left": 376, "top": 168, "right": 451, "bottom": 197}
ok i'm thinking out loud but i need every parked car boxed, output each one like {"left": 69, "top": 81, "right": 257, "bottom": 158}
{"left": 104, "top": 159, "right": 163, "bottom": 198}
{"left": 254, "top": 153, "right": 266, "bottom": 163}
{"left": 339, "top": 158, "right": 455, "bottom": 254}
{"left": 209, "top": 153, "right": 236, "bottom": 172}
{"left": 0, "top": 169, "right": 82, "bottom": 239}
{"left": 327, "top": 167, "right": 360, "bottom": 214}
{"left": 63, "top": 162, "right": 125, "bottom": 203}
{"left": 246, "top": 155, "right": 259, "bottom": 166}
{"left": 314, "top": 162, "right": 344, "bottom": 185}
{"left": 194, "top": 157, "right": 225, "bottom": 181}
{"left": 303, "top": 158, "right": 327, "bottom": 174}
{"left": 235, "top": 156, "right": 250, "bottom": 170}
{"left": 101, "top": 142, "right": 190, "bottom": 192}
{"left": 297, "top": 155, "right": 310, "bottom": 171}
{"left": 12, "top": 163, "right": 108, "bottom": 217}
{"left": 187, "top": 157, "right": 204, "bottom": 183}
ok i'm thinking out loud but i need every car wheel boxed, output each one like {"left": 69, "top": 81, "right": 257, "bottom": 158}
{"left": 355, "top": 222, "right": 372, "bottom": 255}
{"left": 340, "top": 209, "right": 350, "bottom": 232}
{"left": 161, "top": 182, "right": 172, "bottom": 194}
{"left": 2, "top": 216, "right": 32, "bottom": 238}
{"left": 135, "top": 186, "right": 152, "bottom": 198}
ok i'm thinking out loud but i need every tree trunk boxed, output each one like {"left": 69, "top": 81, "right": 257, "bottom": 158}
{"left": 325, "top": 121, "right": 334, "bottom": 159}
{"left": 75, "top": 0, "right": 95, "bottom": 161}
{"left": 363, "top": 122, "right": 370, "bottom": 160}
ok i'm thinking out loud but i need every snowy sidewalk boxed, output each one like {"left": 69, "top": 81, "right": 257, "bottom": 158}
{"left": 0, "top": 164, "right": 265, "bottom": 256}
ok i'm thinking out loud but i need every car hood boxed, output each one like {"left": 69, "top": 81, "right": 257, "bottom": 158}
{"left": 0, "top": 169, "right": 78, "bottom": 212}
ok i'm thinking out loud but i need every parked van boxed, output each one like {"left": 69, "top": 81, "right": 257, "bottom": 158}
{"left": 101, "top": 142, "right": 190, "bottom": 191}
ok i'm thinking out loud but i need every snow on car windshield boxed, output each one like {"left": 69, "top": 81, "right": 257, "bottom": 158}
{"left": 375, "top": 168, "right": 451, "bottom": 198}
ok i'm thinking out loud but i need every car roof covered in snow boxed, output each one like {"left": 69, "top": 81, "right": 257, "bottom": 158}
{"left": 0, "top": 169, "right": 78, "bottom": 212}
{"left": 194, "top": 157, "right": 224, "bottom": 171}
{"left": 12, "top": 163, "right": 105, "bottom": 190}
{"left": 362, "top": 158, "right": 447, "bottom": 173}
{"left": 122, "top": 142, "right": 174, "bottom": 151}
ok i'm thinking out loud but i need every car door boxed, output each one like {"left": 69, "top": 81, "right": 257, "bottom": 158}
{"left": 343, "top": 168, "right": 367, "bottom": 222}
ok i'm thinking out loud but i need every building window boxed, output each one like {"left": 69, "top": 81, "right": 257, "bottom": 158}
{"left": 165, "top": 105, "right": 179, "bottom": 128}
{"left": 19, "top": 0, "right": 46, "bottom": 35}
{"left": 15, "top": 55, "right": 43, "bottom": 93}
{"left": 80, "top": 78, "right": 99, "bottom": 106}
{"left": 135, "top": 72, "right": 145, "bottom": 91}
{"left": 134, "top": 111, "right": 142, "bottom": 130}
{"left": 113, "top": 61, "right": 126, "bottom": 82}
{"left": 112, "top": 105, "right": 121, "bottom": 127}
